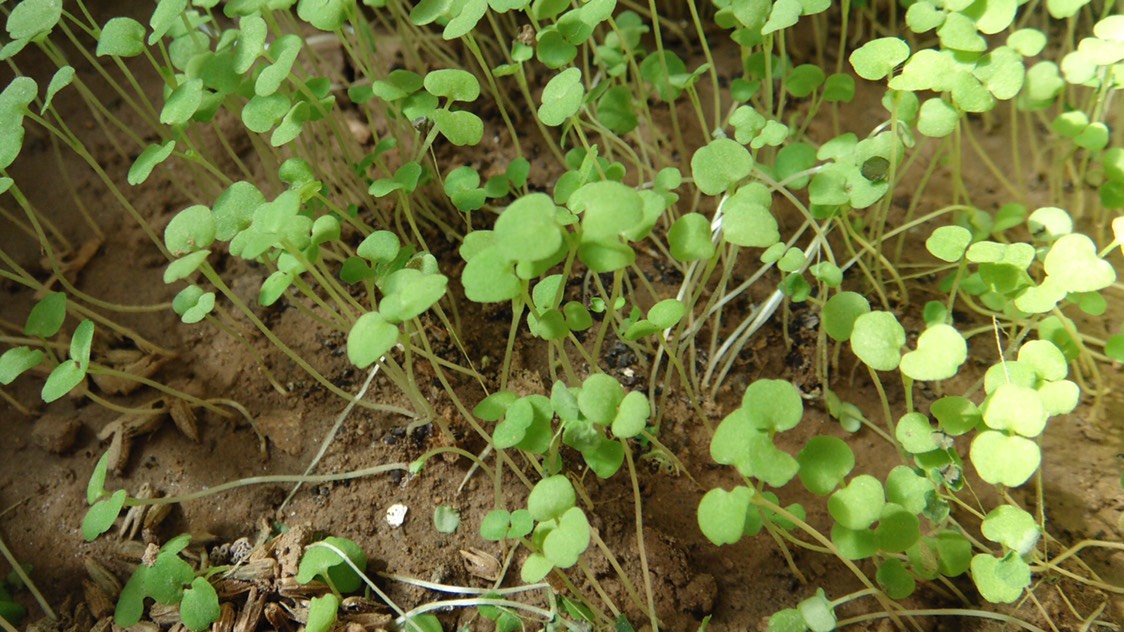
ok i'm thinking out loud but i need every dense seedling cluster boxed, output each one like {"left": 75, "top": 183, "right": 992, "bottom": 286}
{"left": 1, "top": 0, "right": 1123, "bottom": 629}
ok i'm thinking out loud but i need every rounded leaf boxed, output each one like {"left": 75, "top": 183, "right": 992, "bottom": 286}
{"left": 900, "top": 323, "right": 967, "bottom": 381}
{"left": 424, "top": 69, "right": 481, "bottom": 102}
{"left": 822, "top": 292, "right": 871, "bottom": 342}
{"left": 850, "top": 311, "right": 905, "bottom": 371}
{"left": 165, "top": 205, "right": 216, "bottom": 256}
{"left": 494, "top": 194, "right": 562, "bottom": 262}
{"left": 668, "top": 213, "right": 715, "bottom": 261}
{"left": 81, "top": 489, "right": 126, "bottom": 541}
{"left": 180, "top": 577, "right": 220, "bottom": 631}
{"left": 691, "top": 138, "right": 752, "bottom": 196}
{"left": 347, "top": 312, "right": 397, "bottom": 368}
{"left": 849, "top": 37, "right": 910, "bottom": 80}
{"left": 828, "top": 474, "right": 884, "bottom": 530}
{"left": 697, "top": 486, "right": 754, "bottom": 546}
{"left": 742, "top": 379, "right": 803, "bottom": 432}
{"left": 538, "top": 67, "right": 584, "bottom": 126}
{"left": 926, "top": 225, "right": 971, "bottom": 262}
{"left": 797, "top": 436, "right": 855, "bottom": 496}
{"left": 527, "top": 475, "right": 575, "bottom": 522}
{"left": 970, "top": 430, "right": 1040, "bottom": 487}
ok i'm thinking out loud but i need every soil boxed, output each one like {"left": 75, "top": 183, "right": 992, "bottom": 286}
{"left": 1, "top": 5, "right": 1123, "bottom": 632}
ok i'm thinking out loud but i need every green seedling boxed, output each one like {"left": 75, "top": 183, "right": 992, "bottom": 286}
{"left": 296, "top": 536, "right": 368, "bottom": 593}
{"left": 115, "top": 535, "right": 220, "bottom": 631}
{"left": 520, "top": 475, "right": 591, "bottom": 582}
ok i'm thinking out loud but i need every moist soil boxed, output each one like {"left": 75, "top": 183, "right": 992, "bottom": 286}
{"left": 1, "top": 5, "right": 1123, "bottom": 632}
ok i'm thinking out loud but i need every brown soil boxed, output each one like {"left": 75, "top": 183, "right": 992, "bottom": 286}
{"left": 1, "top": 5, "right": 1123, "bottom": 632}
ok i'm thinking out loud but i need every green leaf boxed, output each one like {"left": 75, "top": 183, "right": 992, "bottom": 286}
{"left": 164, "top": 250, "right": 210, "bottom": 283}
{"left": 885, "top": 466, "right": 935, "bottom": 515}
{"left": 538, "top": 67, "right": 584, "bottom": 126}
{"left": 128, "top": 140, "right": 176, "bottom": 185}
{"left": 493, "top": 193, "right": 563, "bottom": 262}
{"left": 25, "top": 292, "right": 67, "bottom": 338}
{"left": 115, "top": 568, "right": 146, "bottom": 627}
{"left": 691, "top": 138, "right": 753, "bottom": 196}
{"left": 797, "top": 436, "right": 855, "bottom": 496}
{"left": 165, "top": 205, "right": 216, "bottom": 256}
{"left": 529, "top": 475, "right": 576, "bottom": 523}
{"left": 1044, "top": 233, "right": 1115, "bottom": 293}
{"left": 971, "top": 552, "right": 1030, "bottom": 603}
{"left": 970, "top": 430, "right": 1040, "bottom": 487}
{"left": 462, "top": 246, "right": 520, "bottom": 303}
{"left": 0, "top": 346, "right": 43, "bottom": 386}
{"left": 797, "top": 588, "right": 836, "bottom": 632}
{"left": 148, "top": 0, "right": 186, "bottom": 44}
{"left": 723, "top": 183, "right": 778, "bottom": 247}
{"left": 578, "top": 373, "right": 624, "bottom": 425}
{"left": 931, "top": 396, "right": 981, "bottom": 436}
{"left": 172, "top": 285, "right": 215, "bottom": 324}
{"left": 877, "top": 558, "right": 917, "bottom": 599}
{"left": 762, "top": 0, "right": 801, "bottom": 35}
{"left": 849, "top": 37, "right": 909, "bottom": 80}
{"left": 255, "top": 34, "right": 302, "bottom": 96}
{"left": 823, "top": 73, "right": 855, "bottom": 102}
{"left": 42, "top": 360, "right": 85, "bottom": 403}
{"left": 982, "top": 384, "right": 1047, "bottom": 437}
{"left": 432, "top": 109, "right": 484, "bottom": 145}
{"left": 938, "top": 12, "right": 986, "bottom": 51}
{"left": 611, "top": 391, "right": 650, "bottom": 438}
{"left": 596, "top": 85, "right": 637, "bottom": 134}
{"left": 347, "top": 312, "right": 397, "bottom": 368}
{"left": 424, "top": 69, "right": 481, "bottom": 103}
{"left": 297, "top": 0, "right": 354, "bottom": 30}
{"left": 542, "top": 506, "right": 590, "bottom": 568}
{"left": 668, "top": 213, "right": 715, "bottom": 261}
{"left": 81, "top": 489, "right": 126, "bottom": 541}
{"left": 831, "top": 523, "right": 878, "bottom": 560}
{"left": 379, "top": 270, "right": 448, "bottom": 323}
{"left": 356, "top": 230, "right": 400, "bottom": 263}
{"left": 741, "top": 379, "right": 803, "bottom": 432}
{"left": 520, "top": 552, "right": 553, "bottom": 583}
{"left": 6, "top": 0, "right": 62, "bottom": 41}
{"left": 180, "top": 578, "right": 220, "bottom": 631}
{"left": 926, "top": 225, "right": 972, "bottom": 262}
{"left": 850, "top": 311, "right": 905, "bottom": 371}
{"left": 444, "top": 0, "right": 487, "bottom": 38}
{"left": 917, "top": 97, "right": 960, "bottom": 138}
{"left": 876, "top": 503, "right": 920, "bottom": 552}
{"left": 243, "top": 93, "right": 290, "bottom": 133}
{"left": 1046, "top": 0, "right": 1091, "bottom": 19}
{"left": 900, "top": 324, "right": 967, "bottom": 381}
{"left": 40, "top": 65, "right": 74, "bottom": 114}
{"left": 433, "top": 505, "right": 461, "bottom": 533}
{"left": 1008, "top": 29, "right": 1047, "bottom": 57}
{"left": 822, "top": 292, "right": 870, "bottom": 341}
{"left": 982, "top": 505, "right": 1040, "bottom": 556}
{"left": 786, "top": 64, "right": 825, "bottom": 98}
{"left": 767, "top": 609, "right": 804, "bottom": 632}
{"left": 234, "top": 15, "right": 267, "bottom": 73}
{"left": 896, "top": 412, "right": 937, "bottom": 454}
{"left": 97, "top": 15, "right": 147, "bottom": 56}
{"left": 828, "top": 475, "right": 884, "bottom": 530}
{"left": 697, "top": 486, "right": 755, "bottom": 545}
{"left": 297, "top": 536, "right": 367, "bottom": 593}
{"left": 160, "top": 78, "right": 204, "bottom": 125}
{"left": 0, "top": 77, "right": 35, "bottom": 169}
{"left": 306, "top": 594, "right": 339, "bottom": 632}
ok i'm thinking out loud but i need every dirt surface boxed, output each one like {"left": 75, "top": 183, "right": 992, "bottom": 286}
{"left": 1, "top": 5, "right": 1123, "bottom": 632}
